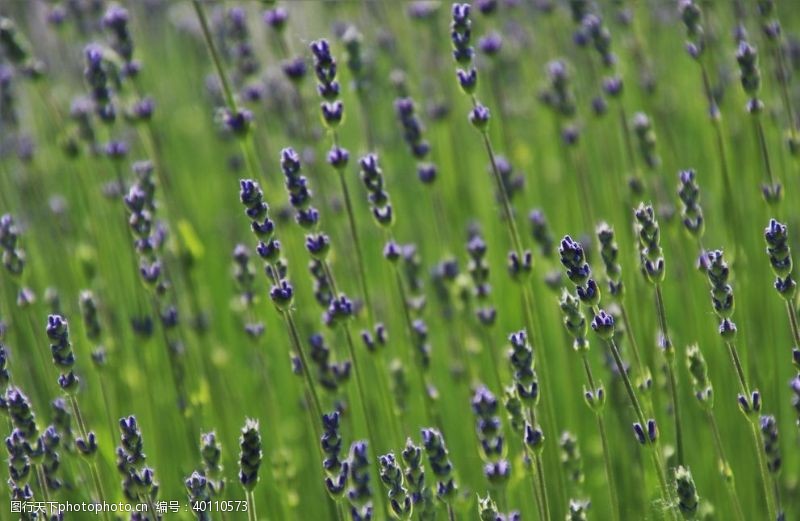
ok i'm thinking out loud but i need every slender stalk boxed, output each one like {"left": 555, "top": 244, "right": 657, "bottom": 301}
{"left": 246, "top": 490, "right": 257, "bottom": 521}
{"left": 477, "top": 113, "right": 566, "bottom": 512}
{"left": 580, "top": 353, "right": 621, "bottom": 521}
{"left": 282, "top": 311, "right": 324, "bottom": 424}
{"left": 333, "top": 162, "right": 373, "bottom": 320}
{"left": 724, "top": 341, "right": 776, "bottom": 521}
{"left": 653, "top": 285, "right": 684, "bottom": 466}
{"left": 706, "top": 411, "right": 746, "bottom": 521}
{"left": 68, "top": 395, "right": 112, "bottom": 521}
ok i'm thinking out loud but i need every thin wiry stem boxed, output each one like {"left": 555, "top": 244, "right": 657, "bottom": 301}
{"left": 580, "top": 353, "right": 621, "bottom": 521}
{"left": 724, "top": 340, "right": 776, "bottom": 521}
{"left": 705, "top": 410, "right": 746, "bottom": 521}
{"left": 654, "top": 285, "right": 684, "bottom": 466}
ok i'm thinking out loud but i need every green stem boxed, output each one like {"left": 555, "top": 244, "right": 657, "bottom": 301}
{"left": 334, "top": 167, "right": 374, "bottom": 320}
{"left": 706, "top": 410, "right": 746, "bottom": 521}
{"left": 724, "top": 341, "right": 776, "bottom": 520}
{"left": 282, "top": 311, "right": 324, "bottom": 424}
{"left": 655, "top": 284, "right": 684, "bottom": 466}
{"left": 247, "top": 490, "right": 257, "bottom": 521}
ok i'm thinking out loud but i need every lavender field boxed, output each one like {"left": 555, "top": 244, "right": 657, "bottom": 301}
{"left": 0, "top": 0, "right": 799, "bottom": 520}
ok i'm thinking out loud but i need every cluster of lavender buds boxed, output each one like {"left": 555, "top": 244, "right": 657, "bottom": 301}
{"left": 117, "top": 415, "right": 158, "bottom": 504}
{"left": 634, "top": 204, "right": 665, "bottom": 285}
{"left": 631, "top": 113, "right": 660, "bottom": 171}
{"left": 309, "top": 333, "right": 351, "bottom": 392}
{"left": 102, "top": 4, "right": 138, "bottom": 76}
{"left": 186, "top": 471, "right": 212, "bottom": 521}
{"left": 83, "top": 44, "right": 116, "bottom": 123}
{"left": 421, "top": 428, "right": 457, "bottom": 501}
{"left": 674, "top": 466, "right": 699, "bottom": 519}
{"left": 540, "top": 60, "right": 577, "bottom": 120}
{"left": 222, "top": 7, "right": 260, "bottom": 89}
{"left": 508, "top": 330, "right": 538, "bottom": 405}
{"left": 347, "top": 440, "right": 373, "bottom": 521}
{"left": 559, "top": 291, "right": 591, "bottom": 355}
{"left": 238, "top": 418, "right": 261, "bottom": 491}
{"left": 378, "top": 453, "right": 412, "bottom": 520}
{"left": 309, "top": 259, "right": 333, "bottom": 310}
{"left": 580, "top": 13, "right": 615, "bottom": 67}
{"left": 5, "top": 387, "right": 38, "bottom": 440}
{"left": 321, "top": 411, "right": 348, "bottom": 498}
{"left": 677, "top": 170, "right": 705, "bottom": 244}
{"left": 759, "top": 415, "right": 781, "bottom": 474}
{"left": 467, "top": 232, "right": 496, "bottom": 326}
{"left": 0, "top": 213, "right": 24, "bottom": 278}
{"left": 704, "top": 251, "right": 761, "bottom": 415}
{"left": 232, "top": 244, "right": 264, "bottom": 338}
{"left": 239, "top": 179, "right": 293, "bottom": 310}
{"left": 401, "top": 439, "right": 434, "bottom": 520}
{"left": 492, "top": 156, "right": 524, "bottom": 206}
{"left": 704, "top": 250, "right": 736, "bottom": 339}
{"left": 79, "top": 291, "right": 102, "bottom": 344}
{"left": 46, "top": 314, "right": 79, "bottom": 393}
{"left": 791, "top": 375, "right": 800, "bottom": 427}
{"left": 764, "top": 219, "right": 796, "bottom": 301}
{"left": 310, "top": 39, "right": 343, "bottom": 130}
{"left": 528, "top": 210, "right": 554, "bottom": 259}
{"left": 359, "top": 154, "right": 394, "bottom": 227}
{"left": 451, "top": 4, "right": 477, "bottom": 93}
{"left": 472, "top": 386, "right": 510, "bottom": 485}
{"left": 6, "top": 428, "right": 32, "bottom": 486}
{"left": 394, "top": 97, "right": 436, "bottom": 184}
{"left": 0, "top": 17, "right": 43, "bottom": 77}
{"left": 41, "top": 425, "right": 61, "bottom": 490}
{"left": 281, "top": 148, "right": 320, "bottom": 231}
{"left": 596, "top": 223, "right": 623, "bottom": 299}
{"left": 50, "top": 398, "right": 73, "bottom": 451}
{"left": 559, "top": 236, "right": 600, "bottom": 309}
{"left": 125, "top": 161, "right": 168, "bottom": 294}
{"left": 478, "top": 493, "right": 520, "bottom": 521}
{"left": 685, "top": 344, "right": 713, "bottom": 407}
{"left": 559, "top": 431, "right": 583, "bottom": 486}
{"left": 200, "top": 431, "right": 224, "bottom": 496}
{"left": 735, "top": 41, "right": 761, "bottom": 107}
{"left": 679, "top": 0, "right": 706, "bottom": 60}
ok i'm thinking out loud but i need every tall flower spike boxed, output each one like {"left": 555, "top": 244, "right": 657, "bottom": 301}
{"left": 759, "top": 415, "right": 781, "bottom": 474}
{"left": 559, "top": 431, "right": 584, "bottom": 485}
{"left": 632, "top": 113, "right": 660, "bottom": 170}
{"left": 238, "top": 418, "right": 261, "bottom": 492}
{"left": 321, "top": 411, "right": 348, "bottom": 498}
{"left": 677, "top": 169, "right": 705, "bottom": 239}
{"left": 596, "top": 223, "right": 623, "bottom": 298}
{"left": 186, "top": 471, "right": 212, "bottom": 521}
{"left": 764, "top": 219, "right": 796, "bottom": 300}
{"left": 704, "top": 250, "right": 736, "bottom": 340}
{"left": 508, "top": 330, "right": 538, "bottom": 405}
{"left": 401, "top": 438, "right": 434, "bottom": 518}
{"left": 421, "top": 428, "right": 457, "bottom": 501}
{"left": 46, "top": 314, "right": 79, "bottom": 393}
{"left": 310, "top": 39, "right": 343, "bottom": 128}
{"left": 471, "top": 386, "right": 509, "bottom": 486}
{"left": 634, "top": 203, "right": 665, "bottom": 284}
{"left": 685, "top": 344, "right": 713, "bottom": 406}
{"left": 359, "top": 154, "right": 394, "bottom": 227}
{"left": 200, "top": 431, "right": 224, "bottom": 496}
{"left": 6, "top": 387, "right": 38, "bottom": 440}
{"left": 347, "top": 440, "right": 373, "bottom": 521}
{"left": 378, "top": 452, "right": 412, "bottom": 520}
